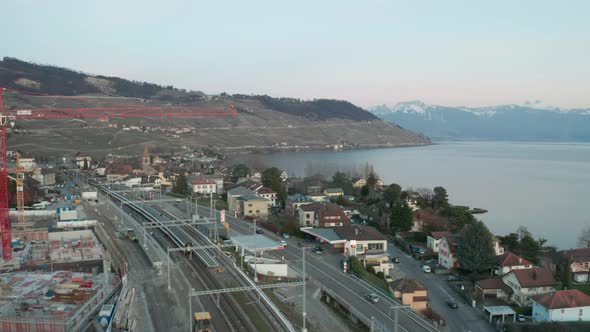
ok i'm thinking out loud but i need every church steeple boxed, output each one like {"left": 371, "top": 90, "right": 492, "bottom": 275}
{"left": 142, "top": 145, "right": 150, "bottom": 169}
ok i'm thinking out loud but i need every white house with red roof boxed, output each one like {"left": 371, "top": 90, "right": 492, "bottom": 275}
{"left": 502, "top": 267, "right": 556, "bottom": 306}
{"left": 494, "top": 252, "right": 534, "bottom": 276}
{"left": 559, "top": 248, "right": 590, "bottom": 283}
{"left": 532, "top": 289, "right": 590, "bottom": 322}
{"left": 426, "top": 231, "right": 452, "bottom": 253}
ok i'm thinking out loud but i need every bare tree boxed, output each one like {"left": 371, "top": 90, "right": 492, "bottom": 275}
{"left": 578, "top": 224, "right": 590, "bottom": 248}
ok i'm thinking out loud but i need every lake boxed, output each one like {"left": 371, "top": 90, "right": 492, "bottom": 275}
{"left": 235, "top": 142, "right": 590, "bottom": 249}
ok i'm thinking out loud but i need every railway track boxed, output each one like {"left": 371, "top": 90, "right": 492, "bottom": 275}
{"left": 95, "top": 183, "right": 289, "bottom": 332}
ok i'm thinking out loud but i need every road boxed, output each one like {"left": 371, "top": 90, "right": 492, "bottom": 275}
{"left": 387, "top": 244, "right": 494, "bottom": 332}
{"left": 191, "top": 204, "right": 439, "bottom": 332}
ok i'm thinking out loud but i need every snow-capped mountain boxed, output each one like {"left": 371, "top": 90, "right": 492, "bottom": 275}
{"left": 369, "top": 101, "right": 590, "bottom": 141}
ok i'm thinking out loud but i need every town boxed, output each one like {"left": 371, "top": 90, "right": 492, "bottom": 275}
{"left": 1, "top": 144, "right": 589, "bottom": 332}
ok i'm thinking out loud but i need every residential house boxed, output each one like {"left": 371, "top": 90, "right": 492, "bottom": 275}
{"left": 388, "top": 278, "right": 429, "bottom": 312}
{"left": 280, "top": 171, "right": 288, "bottom": 182}
{"left": 227, "top": 187, "right": 258, "bottom": 212}
{"left": 438, "top": 235, "right": 460, "bottom": 269}
{"left": 336, "top": 225, "right": 388, "bottom": 264}
{"left": 309, "top": 193, "right": 329, "bottom": 202}
{"left": 492, "top": 237, "right": 505, "bottom": 256}
{"left": 256, "top": 187, "right": 277, "bottom": 206}
{"left": 352, "top": 177, "right": 366, "bottom": 189}
{"left": 297, "top": 202, "right": 350, "bottom": 228}
{"left": 191, "top": 178, "right": 217, "bottom": 195}
{"left": 106, "top": 164, "right": 133, "bottom": 182}
{"left": 426, "top": 231, "right": 452, "bottom": 253}
{"left": 286, "top": 194, "right": 313, "bottom": 216}
{"left": 75, "top": 156, "right": 91, "bottom": 169}
{"left": 412, "top": 210, "right": 449, "bottom": 232}
{"left": 323, "top": 188, "right": 344, "bottom": 198}
{"left": 237, "top": 195, "right": 270, "bottom": 221}
{"left": 532, "top": 290, "right": 590, "bottom": 322}
{"left": 502, "top": 267, "right": 556, "bottom": 306}
{"left": 475, "top": 277, "right": 514, "bottom": 302}
{"left": 559, "top": 248, "right": 590, "bottom": 283}
{"left": 495, "top": 252, "right": 534, "bottom": 276}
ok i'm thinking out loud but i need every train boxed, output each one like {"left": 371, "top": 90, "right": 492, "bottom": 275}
{"left": 193, "top": 311, "right": 212, "bottom": 332}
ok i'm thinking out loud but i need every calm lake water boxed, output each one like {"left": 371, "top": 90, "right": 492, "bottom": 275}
{"left": 238, "top": 142, "right": 590, "bottom": 249}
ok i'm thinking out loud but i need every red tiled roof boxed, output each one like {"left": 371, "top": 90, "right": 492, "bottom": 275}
{"left": 388, "top": 278, "right": 426, "bottom": 293}
{"left": 429, "top": 231, "right": 452, "bottom": 240}
{"left": 496, "top": 252, "right": 533, "bottom": 267}
{"left": 257, "top": 187, "right": 276, "bottom": 194}
{"left": 509, "top": 267, "right": 555, "bottom": 288}
{"left": 333, "top": 225, "right": 386, "bottom": 241}
{"left": 532, "top": 290, "right": 590, "bottom": 309}
{"left": 560, "top": 248, "right": 590, "bottom": 263}
{"left": 476, "top": 277, "right": 514, "bottom": 294}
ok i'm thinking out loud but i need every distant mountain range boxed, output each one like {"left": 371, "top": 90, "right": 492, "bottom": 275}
{"left": 369, "top": 101, "right": 590, "bottom": 141}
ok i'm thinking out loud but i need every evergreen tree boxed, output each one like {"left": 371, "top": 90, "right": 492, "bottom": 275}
{"left": 262, "top": 167, "right": 286, "bottom": 206}
{"left": 432, "top": 186, "right": 449, "bottom": 209}
{"left": 82, "top": 158, "right": 89, "bottom": 170}
{"left": 383, "top": 183, "right": 402, "bottom": 205}
{"left": 389, "top": 201, "right": 413, "bottom": 232}
{"left": 231, "top": 164, "right": 250, "bottom": 183}
{"left": 564, "top": 257, "right": 573, "bottom": 290}
{"left": 173, "top": 174, "right": 189, "bottom": 195}
{"left": 457, "top": 221, "right": 497, "bottom": 273}
{"left": 331, "top": 171, "right": 353, "bottom": 194}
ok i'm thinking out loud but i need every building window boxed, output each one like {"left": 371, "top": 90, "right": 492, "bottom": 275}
{"left": 248, "top": 210, "right": 252, "bottom": 213}
{"left": 256, "top": 210, "right": 260, "bottom": 213}
{"left": 248, "top": 203, "right": 253, "bottom": 207}
{"left": 561, "top": 309, "right": 565, "bottom": 314}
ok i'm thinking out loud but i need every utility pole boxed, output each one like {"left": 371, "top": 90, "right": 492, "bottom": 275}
{"left": 254, "top": 218, "right": 258, "bottom": 282}
{"left": 188, "top": 288, "right": 193, "bottom": 332}
{"left": 167, "top": 246, "right": 171, "bottom": 290}
{"left": 302, "top": 246, "right": 307, "bottom": 332}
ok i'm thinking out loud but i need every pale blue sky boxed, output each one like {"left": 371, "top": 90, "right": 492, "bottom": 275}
{"left": 3, "top": 0, "right": 589, "bottom": 108}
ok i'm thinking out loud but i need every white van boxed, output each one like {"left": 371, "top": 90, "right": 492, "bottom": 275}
{"left": 422, "top": 265, "right": 432, "bottom": 273}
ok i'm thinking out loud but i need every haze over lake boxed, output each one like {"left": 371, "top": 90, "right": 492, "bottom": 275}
{"left": 240, "top": 142, "right": 590, "bottom": 249}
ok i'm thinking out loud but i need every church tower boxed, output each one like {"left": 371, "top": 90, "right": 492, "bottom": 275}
{"left": 142, "top": 145, "right": 150, "bottom": 169}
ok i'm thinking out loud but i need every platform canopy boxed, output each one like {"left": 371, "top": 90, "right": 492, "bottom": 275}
{"left": 231, "top": 235, "right": 284, "bottom": 253}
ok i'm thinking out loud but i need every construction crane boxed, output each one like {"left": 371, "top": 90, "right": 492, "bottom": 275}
{"left": 0, "top": 87, "right": 237, "bottom": 260}
{"left": 7, "top": 153, "right": 38, "bottom": 224}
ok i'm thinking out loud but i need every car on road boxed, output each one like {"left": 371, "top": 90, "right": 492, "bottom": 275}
{"left": 255, "top": 229, "right": 264, "bottom": 234}
{"left": 365, "top": 293, "right": 380, "bottom": 303}
{"left": 446, "top": 300, "right": 459, "bottom": 309}
{"left": 447, "top": 275, "right": 461, "bottom": 281}
{"left": 311, "top": 246, "right": 324, "bottom": 255}
{"left": 422, "top": 265, "right": 432, "bottom": 273}
{"left": 282, "top": 233, "right": 290, "bottom": 239}
{"left": 391, "top": 257, "right": 400, "bottom": 263}
{"left": 280, "top": 240, "right": 287, "bottom": 247}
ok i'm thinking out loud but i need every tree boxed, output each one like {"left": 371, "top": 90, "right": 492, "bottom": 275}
{"left": 389, "top": 201, "right": 413, "bottom": 233}
{"left": 456, "top": 221, "right": 497, "bottom": 273}
{"left": 365, "top": 172, "right": 378, "bottom": 199}
{"left": 231, "top": 164, "right": 250, "bottom": 183}
{"left": 383, "top": 183, "right": 402, "bottom": 205}
{"left": 538, "top": 237, "right": 548, "bottom": 248}
{"left": 432, "top": 186, "right": 448, "bottom": 209}
{"left": 498, "top": 233, "right": 519, "bottom": 252}
{"left": 518, "top": 234, "right": 541, "bottom": 264}
{"left": 578, "top": 224, "right": 590, "bottom": 248}
{"left": 82, "top": 158, "right": 89, "bottom": 170}
{"left": 332, "top": 171, "right": 353, "bottom": 194}
{"left": 282, "top": 218, "right": 298, "bottom": 235}
{"left": 173, "top": 174, "right": 189, "bottom": 195}
{"left": 563, "top": 257, "right": 573, "bottom": 290}
{"left": 262, "top": 167, "right": 287, "bottom": 206}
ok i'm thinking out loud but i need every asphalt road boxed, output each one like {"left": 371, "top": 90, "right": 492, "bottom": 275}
{"left": 387, "top": 244, "right": 495, "bottom": 332}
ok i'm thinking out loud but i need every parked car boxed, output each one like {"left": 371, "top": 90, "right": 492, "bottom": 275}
{"left": 391, "top": 257, "right": 400, "bottom": 263}
{"left": 255, "top": 229, "right": 264, "bottom": 234}
{"left": 280, "top": 240, "right": 287, "bottom": 247}
{"left": 446, "top": 300, "right": 458, "bottom": 309}
{"left": 312, "top": 246, "right": 324, "bottom": 255}
{"left": 517, "top": 314, "right": 526, "bottom": 322}
{"left": 447, "top": 275, "right": 461, "bottom": 281}
{"left": 365, "top": 293, "right": 380, "bottom": 303}
{"left": 422, "top": 265, "right": 432, "bottom": 273}
{"left": 282, "top": 233, "right": 290, "bottom": 239}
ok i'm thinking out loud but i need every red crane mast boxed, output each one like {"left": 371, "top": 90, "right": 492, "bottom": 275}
{"left": 0, "top": 87, "right": 237, "bottom": 260}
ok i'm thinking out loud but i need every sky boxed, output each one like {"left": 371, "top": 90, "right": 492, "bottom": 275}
{"left": 2, "top": 0, "right": 590, "bottom": 108}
